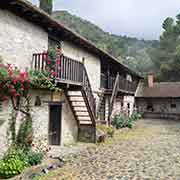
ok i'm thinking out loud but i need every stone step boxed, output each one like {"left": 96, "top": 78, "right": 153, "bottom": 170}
{"left": 69, "top": 96, "right": 84, "bottom": 102}
{"left": 68, "top": 91, "right": 82, "bottom": 96}
{"left": 76, "top": 111, "right": 89, "bottom": 116}
{"left": 79, "top": 121, "right": 92, "bottom": 125}
{"left": 74, "top": 107, "right": 88, "bottom": 111}
{"left": 77, "top": 116, "right": 91, "bottom": 121}
{"left": 74, "top": 106, "right": 87, "bottom": 112}
{"left": 72, "top": 102, "right": 86, "bottom": 107}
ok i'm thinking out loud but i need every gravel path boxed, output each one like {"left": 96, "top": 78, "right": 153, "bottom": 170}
{"left": 41, "top": 119, "right": 180, "bottom": 180}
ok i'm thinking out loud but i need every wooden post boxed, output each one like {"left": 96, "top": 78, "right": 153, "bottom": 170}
{"left": 108, "top": 96, "right": 111, "bottom": 126}
{"left": 107, "top": 65, "right": 110, "bottom": 89}
{"left": 82, "top": 57, "right": 85, "bottom": 85}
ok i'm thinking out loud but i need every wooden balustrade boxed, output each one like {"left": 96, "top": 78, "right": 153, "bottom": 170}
{"left": 100, "top": 73, "right": 137, "bottom": 93}
{"left": 82, "top": 66, "right": 96, "bottom": 118}
{"left": 32, "top": 53, "right": 84, "bottom": 84}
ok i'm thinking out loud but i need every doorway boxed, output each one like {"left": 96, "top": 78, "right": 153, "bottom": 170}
{"left": 49, "top": 104, "right": 62, "bottom": 145}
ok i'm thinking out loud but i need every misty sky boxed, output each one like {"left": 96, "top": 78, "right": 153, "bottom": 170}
{"left": 31, "top": 0, "right": 180, "bottom": 40}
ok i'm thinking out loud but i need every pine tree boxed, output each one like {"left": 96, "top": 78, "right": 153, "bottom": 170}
{"left": 39, "top": 0, "right": 53, "bottom": 15}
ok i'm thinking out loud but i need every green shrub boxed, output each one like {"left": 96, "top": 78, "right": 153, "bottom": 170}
{"left": 0, "top": 153, "right": 27, "bottom": 179}
{"left": 3, "top": 147, "right": 29, "bottom": 166}
{"left": 131, "top": 112, "right": 142, "bottom": 121}
{"left": 112, "top": 115, "right": 133, "bottom": 129}
{"left": 27, "top": 151, "right": 43, "bottom": 166}
{"left": 0, "top": 146, "right": 44, "bottom": 179}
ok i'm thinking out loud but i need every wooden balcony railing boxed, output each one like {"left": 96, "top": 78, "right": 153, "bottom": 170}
{"left": 32, "top": 53, "right": 84, "bottom": 84}
{"left": 32, "top": 53, "right": 96, "bottom": 120}
{"left": 100, "top": 73, "right": 137, "bottom": 93}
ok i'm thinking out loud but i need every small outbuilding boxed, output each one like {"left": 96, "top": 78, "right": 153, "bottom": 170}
{"left": 135, "top": 73, "right": 180, "bottom": 119}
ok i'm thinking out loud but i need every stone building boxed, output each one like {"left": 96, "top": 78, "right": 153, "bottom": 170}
{"left": 136, "top": 73, "right": 180, "bottom": 119}
{"left": 0, "top": 0, "right": 141, "bottom": 157}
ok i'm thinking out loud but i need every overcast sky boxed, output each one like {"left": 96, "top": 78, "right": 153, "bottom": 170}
{"left": 31, "top": 0, "right": 180, "bottom": 40}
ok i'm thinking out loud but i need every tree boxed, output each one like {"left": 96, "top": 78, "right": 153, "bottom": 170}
{"left": 39, "top": 0, "right": 53, "bottom": 15}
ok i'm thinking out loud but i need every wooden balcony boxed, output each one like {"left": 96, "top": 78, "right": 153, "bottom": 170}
{"left": 101, "top": 73, "right": 137, "bottom": 94}
{"left": 32, "top": 53, "right": 84, "bottom": 86}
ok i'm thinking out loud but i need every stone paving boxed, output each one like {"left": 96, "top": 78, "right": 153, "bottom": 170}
{"left": 41, "top": 119, "right": 180, "bottom": 180}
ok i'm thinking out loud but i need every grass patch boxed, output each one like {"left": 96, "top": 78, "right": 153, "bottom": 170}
{"left": 35, "top": 166, "right": 78, "bottom": 180}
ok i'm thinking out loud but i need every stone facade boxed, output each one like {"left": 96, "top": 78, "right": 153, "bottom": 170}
{"left": 104, "top": 94, "right": 135, "bottom": 123}
{"left": 136, "top": 97, "right": 180, "bottom": 119}
{"left": 0, "top": 9, "right": 48, "bottom": 68}
{"left": 0, "top": 89, "right": 78, "bottom": 157}
{"left": 0, "top": 8, "right": 99, "bottom": 156}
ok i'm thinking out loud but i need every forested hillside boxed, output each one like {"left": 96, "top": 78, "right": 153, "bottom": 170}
{"left": 148, "top": 14, "right": 180, "bottom": 81}
{"left": 53, "top": 11, "right": 159, "bottom": 76}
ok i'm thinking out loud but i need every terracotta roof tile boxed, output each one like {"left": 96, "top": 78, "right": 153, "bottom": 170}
{"left": 136, "top": 82, "right": 180, "bottom": 98}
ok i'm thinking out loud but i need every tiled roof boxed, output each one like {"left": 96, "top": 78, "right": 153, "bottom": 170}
{"left": 135, "top": 82, "right": 180, "bottom": 98}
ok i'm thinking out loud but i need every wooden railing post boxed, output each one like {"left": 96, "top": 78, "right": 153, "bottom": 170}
{"left": 108, "top": 72, "right": 119, "bottom": 125}
{"left": 107, "top": 65, "right": 110, "bottom": 89}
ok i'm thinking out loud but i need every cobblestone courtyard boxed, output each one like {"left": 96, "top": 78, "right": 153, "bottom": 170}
{"left": 41, "top": 119, "right": 180, "bottom": 180}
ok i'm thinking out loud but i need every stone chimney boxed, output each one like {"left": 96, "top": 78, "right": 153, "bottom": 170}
{"left": 148, "top": 72, "right": 154, "bottom": 88}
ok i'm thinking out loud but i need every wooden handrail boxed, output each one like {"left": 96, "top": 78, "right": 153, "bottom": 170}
{"left": 82, "top": 66, "right": 96, "bottom": 122}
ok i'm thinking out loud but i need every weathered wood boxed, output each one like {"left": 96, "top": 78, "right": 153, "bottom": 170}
{"left": 108, "top": 73, "right": 120, "bottom": 124}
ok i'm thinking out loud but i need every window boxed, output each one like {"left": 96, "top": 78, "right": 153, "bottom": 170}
{"left": 34, "top": 96, "right": 41, "bottom": 107}
{"left": 171, "top": 104, "right": 176, "bottom": 109}
{"left": 127, "top": 103, "right": 130, "bottom": 109}
{"left": 146, "top": 103, "right": 154, "bottom": 112}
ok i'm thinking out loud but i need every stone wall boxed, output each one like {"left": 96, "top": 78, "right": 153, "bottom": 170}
{"left": 104, "top": 94, "right": 135, "bottom": 123}
{"left": 0, "top": 89, "right": 78, "bottom": 158}
{"left": 136, "top": 98, "right": 180, "bottom": 115}
{"left": 123, "top": 95, "right": 135, "bottom": 116}
{"left": 61, "top": 94, "right": 78, "bottom": 145}
{"left": 0, "top": 9, "right": 48, "bottom": 68}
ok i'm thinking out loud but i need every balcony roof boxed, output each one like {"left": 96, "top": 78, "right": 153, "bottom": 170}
{"left": 1, "top": 0, "right": 142, "bottom": 79}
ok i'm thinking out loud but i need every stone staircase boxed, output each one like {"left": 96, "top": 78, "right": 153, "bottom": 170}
{"left": 67, "top": 90, "right": 96, "bottom": 142}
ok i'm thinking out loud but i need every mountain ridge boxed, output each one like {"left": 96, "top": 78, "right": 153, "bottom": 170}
{"left": 52, "top": 10, "right": 159, "bottom": 75}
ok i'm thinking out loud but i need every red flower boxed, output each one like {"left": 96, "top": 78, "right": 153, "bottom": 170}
{"left": 42, "top": 50, "right": 47, "bottom": 62}
{"left": 57, "top": 59, "right": 61, "bottom": 66}
{"left": 47, "top": 60, "right": 51, "bottom": 65}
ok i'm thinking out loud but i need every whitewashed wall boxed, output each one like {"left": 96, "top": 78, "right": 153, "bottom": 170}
{"left": 0, "top": 9, "right": 48, "bottom": 68}
{"left": 62, "top": 41, "right": 101, "bottom": 93}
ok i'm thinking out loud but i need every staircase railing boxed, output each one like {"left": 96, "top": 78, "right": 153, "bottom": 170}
{"left": 81, "top": 65, "right": 96, "bottom": 125}
{"left": 108, "top": 73, "right": 120, "bottom": 125}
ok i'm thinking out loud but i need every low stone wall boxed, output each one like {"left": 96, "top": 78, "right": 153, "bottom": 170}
{"left": 143, "top": 112, "right": 180, "bottom": 120}
{"left": 78, "top": 125, "right": 96, "bottom": 143}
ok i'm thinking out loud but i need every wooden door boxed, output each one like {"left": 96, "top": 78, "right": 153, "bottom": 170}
{"left": 49, "top": 104, "right": 61, "bottom": 145}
